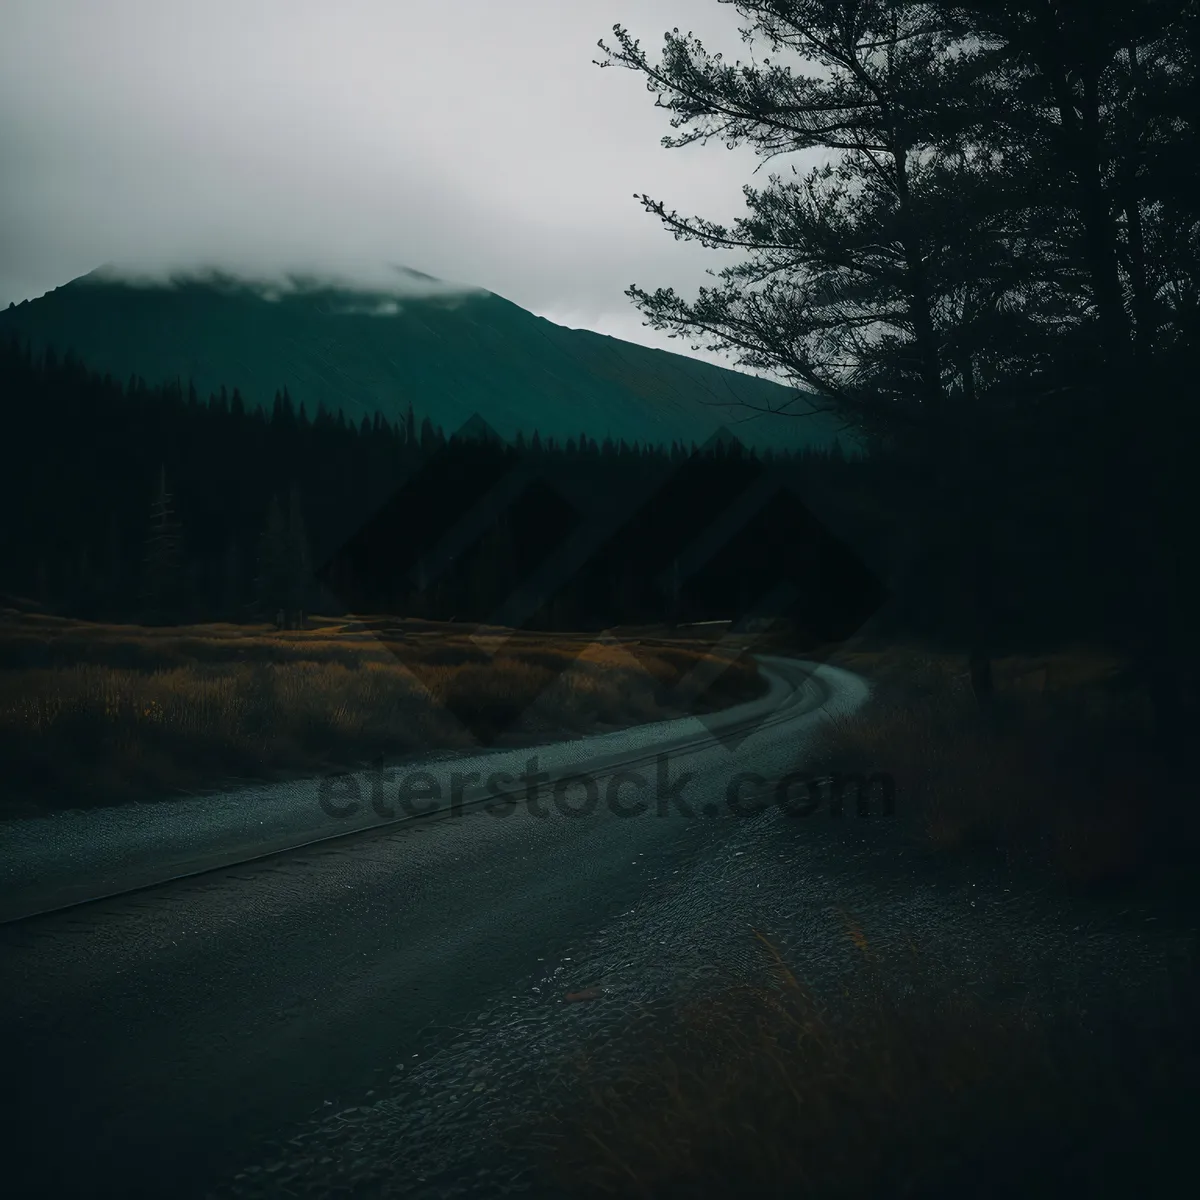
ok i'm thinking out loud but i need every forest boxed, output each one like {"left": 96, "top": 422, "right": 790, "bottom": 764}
{"left": 591, "top": 0, "right": 1200, "bottom": 763}
{"left": 0, "top": 326, "right": 1166, "bottom": 659}
{"left": 0, "top": 334, "right": 876, "bottom": 633}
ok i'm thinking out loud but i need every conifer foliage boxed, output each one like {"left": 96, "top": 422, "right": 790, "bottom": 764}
{"left": 141, "top": 465, "right": 184, "bottom": 624}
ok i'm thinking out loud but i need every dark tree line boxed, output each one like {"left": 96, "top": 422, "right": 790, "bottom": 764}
{"left": 0, "top": 336, "right": 871, "bottom": 631}
{"left": 322, "top": 423, "right": 888, "bottom": 639}
{"left": 597, "top": 0, "right": 1200, "bottom": 761}
{"left": 0, "top": 326, "right": 1160, "bottom": 658}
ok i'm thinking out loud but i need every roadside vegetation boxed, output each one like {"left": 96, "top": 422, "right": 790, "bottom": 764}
{"left": 518, "top": 639, "right": 1199, "bottom": 1196}
{"left": 809, "top": 640, "right": 1193, "bottom": 892}
{"left": 534, "top": 931, "right": 1198, "bottom": 1199}
{"left": 0, "top": 609, "right": 765, "bottom": 817}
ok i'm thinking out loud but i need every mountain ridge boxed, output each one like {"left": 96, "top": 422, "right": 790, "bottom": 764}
{"left": 0, "top": 266, "right": 842, "bottom": 451}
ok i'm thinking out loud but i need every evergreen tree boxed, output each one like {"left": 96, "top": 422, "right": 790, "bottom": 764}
{"left": 141, "top": 465, "right": 184, "bottom": 623}
{"left": 221, "top": 539, "right": 244, "bottom": 620}
{"left": 254, "top": 493, "right": 289, "bottom": 625}
{"left": 596, "top": 2, "right": 1037, "bottom": 704}
{"left": 420, "top": 415, "right": 436, "bottom": 453}
{"left": 285, "top": 484, "right": 313, "bottom": 626}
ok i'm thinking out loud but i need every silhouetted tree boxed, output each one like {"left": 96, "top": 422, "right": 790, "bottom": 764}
{"left": 285, "top": 484, "right": 313, "bottom": 626}
{"left": 141, "top": 465, "right": 184, "bottom": 623}
{"left": 597, "top": 2, "right": 1024, "bottom": 702}
{"left": 254, "top": 493, "right": 289, "bottom": 625}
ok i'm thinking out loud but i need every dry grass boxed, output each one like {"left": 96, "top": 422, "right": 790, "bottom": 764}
{"left": 514, "top": 643, "right": 1199, "bottom": 1197}
{"left": 809, "top": 641, "right": 1180, "bottom": 886}
{"left": 535, "top": 930, "right": 1198, "bottom": 1199}
{"left": 0, "top": 610, "right": 765, "bottom": 816}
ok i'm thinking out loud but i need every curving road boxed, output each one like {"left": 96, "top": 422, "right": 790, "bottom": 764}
{"left": 1, "top": 657, "right": 870, "bottom": 1199}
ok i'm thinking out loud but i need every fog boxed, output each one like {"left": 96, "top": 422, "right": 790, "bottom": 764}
{"left": 1, "top": 1, "right": 818, "bottom": 368}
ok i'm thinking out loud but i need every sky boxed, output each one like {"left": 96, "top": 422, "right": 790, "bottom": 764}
{"left": 0, "top": 0, "right": 816, "bottom": 370}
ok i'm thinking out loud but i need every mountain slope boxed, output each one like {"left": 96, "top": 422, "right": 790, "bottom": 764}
{"left": 0, "top": 268, "right": 840, "bottom": 450}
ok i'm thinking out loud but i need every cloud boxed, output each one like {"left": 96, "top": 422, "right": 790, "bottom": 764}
{"left": 0, "top": 0, "right": 819, "bottom": 369}
{"left": 81, "top": 260, "right": 487, "bottom": 301}
{"left": 330, "top": 298, "right": 402, "bottom": 316}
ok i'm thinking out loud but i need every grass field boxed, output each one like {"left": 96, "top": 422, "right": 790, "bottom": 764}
{"left": 525, "top": 640, "right": 1199, "bottom": 1196}
{"left": 536, "top": 929, "right": 1197, "bottom": 1199}
{"left": 805, "top": 639, "right": 1191, "bottom": 889}
{"left": 0, "top": 609, "right": 766, "bottom": 817}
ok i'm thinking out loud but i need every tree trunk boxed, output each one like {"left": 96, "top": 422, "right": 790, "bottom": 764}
{"left": 1039, "top": 35, "right": 1193, "bottom": 786}
{"left": 1123, "top": 44, "right": 1156, "bottom": 375}
{"left": 1144, "top": 653, "right": 1187, "bottom": 770}
{"left": 969, "top": 644, "right": 995, "bottom": 709}
{"left": 966, "top": 508, "right": 996, "bottom": 713}
{"left": 958, "top": 354, "right": 995, "bottom": 714}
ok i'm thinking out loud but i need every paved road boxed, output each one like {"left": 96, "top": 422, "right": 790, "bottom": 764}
{"left": 1, "top": 658, "right": 867, "bottom": 1199}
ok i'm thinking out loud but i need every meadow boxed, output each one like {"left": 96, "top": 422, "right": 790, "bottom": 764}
{"left": 0, "top": 608, "right": 765, "bottom": 817}
{"left": 809, "top": 641, "right": 1190, "bottom": 890}
{"left": 529, "top": 643, "right": 1200, "bottom": 1196}
{"left": 537, "top": 929, "right": 1197, "bottom": 1199}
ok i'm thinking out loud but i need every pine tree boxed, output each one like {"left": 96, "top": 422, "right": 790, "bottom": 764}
{"left": 141, "top": 465, "right": 184, "bottom": 623}
{"left": 104, "top": 510, "right": 125, "bottom": 613}
{"left": 285, "top": 484, "right": 313, "bottom": 626}
{"left": 420, "top": 416, "right": 436, "bottom": 453}
{"left": 254, "top": 493, "right": 289, "bottom": 625}
{"left": 221, "top": 539, "right": 243, "bottom": 620}
{"left": 597, "top": 3, "right": 1024, "bottom": 704}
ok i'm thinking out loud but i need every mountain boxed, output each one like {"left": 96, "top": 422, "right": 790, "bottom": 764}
{"left": 0, "top": 267, "right": 842, "bottom": 451}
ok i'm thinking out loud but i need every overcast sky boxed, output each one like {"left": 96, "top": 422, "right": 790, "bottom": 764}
{"left": 1, "top": 0, "right": 816, "bottom": 367}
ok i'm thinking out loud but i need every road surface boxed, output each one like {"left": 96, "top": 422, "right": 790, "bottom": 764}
{"left": 1, "top": 657, "right": 873, "bottom": 1198}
